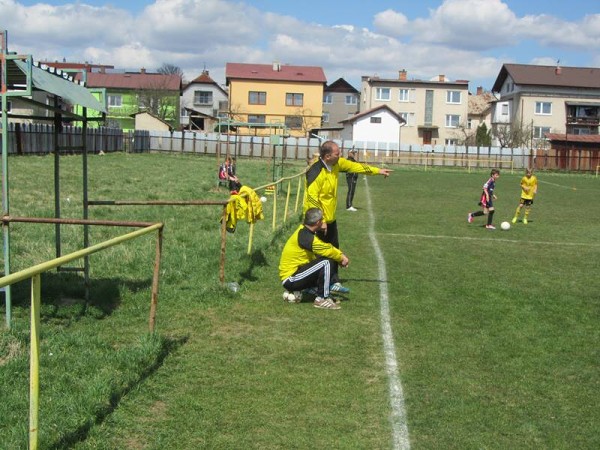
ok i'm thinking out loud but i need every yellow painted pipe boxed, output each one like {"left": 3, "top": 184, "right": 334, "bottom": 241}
{"left": 294, "top": 176, "right": 302, "bottom": 213}
{"left": 272, "top": 188, "right": 277, "bottom": 231}
{"left": 247, "top": 222, "right": 254, "bottom": 255}
{"left": 29, "top": 274, "right": 41, "bottom": 450}
{"left": 283, "top": 180, "right": 291, "bottom": 223}
{"left": 0, "top": 223, "right": 163, "bottom": 288}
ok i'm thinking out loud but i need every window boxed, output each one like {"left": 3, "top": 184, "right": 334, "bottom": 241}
{"left": 399, "top": 89, "right": 410, "bottom": 102}
{"left": 323, "top": 94, "right": 332, "bottom": 104}
{"left": 181, "top": 109, "right": 189, "bottom": 117}
{"left": 345, "top": 95, "right": 357, "bottom": 105}
{"left": 502, "top": 104, "right": 509, "bottom": 115}
{"left": 445, "top": 139, "right": 458, "bottom": 146}
{"left": 376, "top": 88, "right": 391, "bottom": 101}
{"left": 399, "top": 112, "right": 415, "bottom": 126}
{"left": 467, "top": 118, "right": 473, "bottom": 129}
{"left": 535, "top": 102, "right": 552, "bottom": 115}
{"left": 194, "top": 90, "right": 212, "bottom": 105}
{"left": 533, "top": 126, "right": 551, "bottom": 139}
{"left": 247, "top": 114, "right": 266, "bottom": 124}
{"left": 107, "top": 95, "right": 122, "bottom": 107}
{"left": 286, "top": 93, "right": 304, "bottom": 107}
{"left": 249, "top": 91, "right": 266, "bottom": 105}
{"left": 370, "top": 117, "right": 382, "bottom": 124}
{"left": 446, "top": 90, "right": 461, "bottom": 104}
{"left": 5, "top": 101, "right": 11, "bottom": 112}
{"left": 285, "top": 115, "right": 303, "bottom": 129}
{"left": 446, "top": 114, "right": 460, "bottom": 128}
{"left": 572, "top": 127, "right": 591, "bottom": 135}
{"left": 322, "top": 112, "right": 330, "bottom": 124}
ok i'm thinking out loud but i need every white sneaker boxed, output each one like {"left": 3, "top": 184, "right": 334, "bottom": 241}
{"left": 346, "top": 206, "right": 357, "bottom": 212}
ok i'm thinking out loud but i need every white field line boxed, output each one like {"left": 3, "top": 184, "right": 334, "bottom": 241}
{"left": 364, "top": 178, "right": 411, "bottom": 450}
{"left": 538, "top": 179, "right": 578, "bottom": 189}
{"left": 378, "top": 233, "right": 600, "bottom": 247}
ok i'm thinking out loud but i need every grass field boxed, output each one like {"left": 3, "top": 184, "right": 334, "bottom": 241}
{"left": 1, "top": 153, "right": 599, "bottom": 449}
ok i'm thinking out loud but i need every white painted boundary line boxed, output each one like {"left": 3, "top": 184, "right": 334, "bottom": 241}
{"left": 364, "top": 178, "right": 410, "bottom": 450}
{"left": 378, "top": 233, "right": 600, "bottom": 247}
{"left": 538, "top": 179, "right": 577, "bottom": 189}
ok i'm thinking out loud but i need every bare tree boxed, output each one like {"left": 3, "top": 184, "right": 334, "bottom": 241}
{"left": 450, "top": 121, "right": 476, "bottom": 146}
{"left": 492, "top": 119, "right": 533, "bottom": 148}
{"left": 157, "top": 63, "right": 185, "bottom": 83}
{"left": 136, "top": 76, "right": 179, "bottom": 125}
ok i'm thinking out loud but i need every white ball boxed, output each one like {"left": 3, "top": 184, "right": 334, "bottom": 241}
{"left": 260, "top": 196, "right": 267, "bottom": 203}
{"left": 500, "top": 221, "right": 511, "bottom": 231}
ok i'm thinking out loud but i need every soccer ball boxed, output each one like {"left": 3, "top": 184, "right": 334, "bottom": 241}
{"left": 500, "top": 221, "right": 511, "bottom": 231}
{"left": 260, "top": 196, "right": 267, "bottom": 203}
{"left": 282, "top": 291, "right": 301, "bottom": 303}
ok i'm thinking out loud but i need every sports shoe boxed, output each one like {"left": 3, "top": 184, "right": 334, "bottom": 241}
{"left": 467, "top": 213, "right": 473, "bottom": 223}
{"left": 314, "top": 297, "right": 341, "bottom": 310}
{"left": 485, "top": 224, "right": 496, "bottom": 230}
{"left": 523, "top": 218, "right": 528, "bottom": 225}
{"left": 511, "top": 217, "right": 517, "bottom": 224}
{"left": 330, "top": 282, "right": 350, "bottom": 293}
{"left": 346, "top": 206, "right": 357, "bottom": 212}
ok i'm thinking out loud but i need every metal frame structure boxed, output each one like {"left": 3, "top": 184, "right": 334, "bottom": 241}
{"left": 1, "top": 30, "right": 107, "bottom": 327}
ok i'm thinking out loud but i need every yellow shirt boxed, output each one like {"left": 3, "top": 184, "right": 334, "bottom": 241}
{"left": 279, "top": 224, "right": 343, "bottom": 280}
{"left": 520, "top": 175, "right": 538, "bottom": 200}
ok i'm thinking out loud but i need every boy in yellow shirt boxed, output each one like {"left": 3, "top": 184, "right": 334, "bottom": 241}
{"left": 512, "top": 168, "right": 538, "bottom": 225}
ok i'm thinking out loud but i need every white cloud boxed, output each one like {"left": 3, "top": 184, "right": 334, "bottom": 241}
{"left": 0, "top": 0, "right": 597, "bottom": 91}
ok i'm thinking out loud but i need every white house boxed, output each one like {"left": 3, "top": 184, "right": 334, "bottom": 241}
{"left": 340, "top": 105, "right": 406, "bottom": 143}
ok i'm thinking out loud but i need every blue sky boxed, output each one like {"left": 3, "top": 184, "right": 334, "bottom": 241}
{"left": 3, "top": 0, "right": 599, "bottom": 92}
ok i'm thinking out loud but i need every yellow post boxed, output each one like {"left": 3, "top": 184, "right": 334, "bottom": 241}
{"left": 283, "top": 180, "right": 291, "bottom": 222}
{"left": 247, "top": 222, "right": 254, "bottom": 255}
{"left": 295, "top": 176, "right": 302, "bottom": 213}
{"left": 272, "top": 187, "right": 277, "bottom": 231}
{"left": 29, "top": 274, "right": 41, "bottom": 450}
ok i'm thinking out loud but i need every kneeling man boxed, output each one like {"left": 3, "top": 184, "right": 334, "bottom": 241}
{"left": 279, "top": 208, "right": 349, "bottom": 310}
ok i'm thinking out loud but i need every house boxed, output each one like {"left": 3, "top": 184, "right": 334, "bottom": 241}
{"left": 225, "top": 62, "right": 327, "bottom": 137}
{"left": 490, "top": 63, "right": 600, "bottom": 149}
{"left": 540, "top": 133, "right": 600, "bottom": 172}
{"left": 360, "top": 70, "right": 470, "bottom": 146}
{"left": 131, "top": 111, "right": 173, "bottom": 132}
{"left": 467, "top": 86, "right": 494, "bottom": 143}
{"left": 340, "top": 104, "right": 406, "bottom": 143}
{"left": 180, "top": 70, "right": 228, "bottom": 131}
{"left": 83, "top": 68, "right": 182, "bottom": 131}
{"left": 318, "top": 77, "right": 360, "bottom": 139}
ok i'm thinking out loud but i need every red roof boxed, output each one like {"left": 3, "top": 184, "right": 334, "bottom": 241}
{"left": 83, "top": 72, "right": 181, "bottom": 90}
{"left": 545, "top": 133, "right": 600, "bottom": 144}
{"left": 226, "top": 62, "right": 326, "bottom": 84}
{"left": 492, "top": 64, "right": 600, "bottom": 92}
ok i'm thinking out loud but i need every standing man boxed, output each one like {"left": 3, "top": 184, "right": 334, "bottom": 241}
{"left": 304, "top": 140, "right": 393, "bottom": 292}
{"left": 511, "top": 168, "right": 538, "bottom": 225}
{"left": 468, "top": 169, "right": 500, "bottom": 230}
{"left": 279, "top": 208, "right": 349, "bottom": 310}
{"left": 345, "top": 148, "right": 359, "bottom": 212}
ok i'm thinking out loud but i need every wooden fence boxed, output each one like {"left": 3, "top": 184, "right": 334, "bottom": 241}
{"left": 0, "top": 123, "right": 150, "bottom": 154}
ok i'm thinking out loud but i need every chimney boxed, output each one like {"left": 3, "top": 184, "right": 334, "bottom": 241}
{"left": 140, "top": 67, "right": 146, "bottom": 74}
{"left": 476, "top": 86, "right": 483, "bottom": 95}
{"left": 555, "top": 65, "right": 562, "bottom": 75}
{"left": 438, "top": 74, "right": 445, "bottom": 82}
{"left": 272, "top": 61, "right": 281, "bottom": 72}
{"left": 399, "top": 69, "right": 407, "bottom": 81}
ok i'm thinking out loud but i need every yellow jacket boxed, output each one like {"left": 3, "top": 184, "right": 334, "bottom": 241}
{"left": 225, "top": 186, "right": 264, "bottom": 233}
{"left": 303, "top": 157, "right": 380, "bottom": 223}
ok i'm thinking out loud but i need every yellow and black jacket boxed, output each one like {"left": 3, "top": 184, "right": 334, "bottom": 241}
{"left": 303, "top": 157, "right": 380, "bottom": 223}
{"left": 279, "top": 224, "right": 343, "bottom": 280}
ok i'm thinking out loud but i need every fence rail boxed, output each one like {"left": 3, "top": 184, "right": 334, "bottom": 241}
{"left": 2, "top": 124, "right": 599, "bottom": 172}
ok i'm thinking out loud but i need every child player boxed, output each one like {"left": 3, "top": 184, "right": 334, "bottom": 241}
{"left": 511, "top": 168, "right": 538, "bottom": 224}
{"left": 467, "top": 169, "right": 500, "bottom": 230}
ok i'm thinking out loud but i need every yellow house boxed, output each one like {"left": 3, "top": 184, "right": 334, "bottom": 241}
{"left": 225, "top": 62, "right": 326, "bottom": 137}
